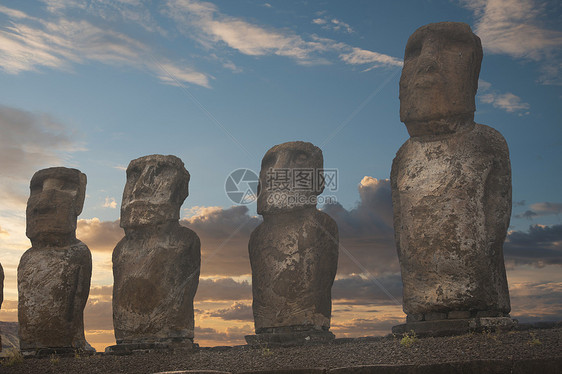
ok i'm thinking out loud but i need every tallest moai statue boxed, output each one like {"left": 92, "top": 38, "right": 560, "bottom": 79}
{"left": 391, "top": 22, "right": 513, "bottom": 335}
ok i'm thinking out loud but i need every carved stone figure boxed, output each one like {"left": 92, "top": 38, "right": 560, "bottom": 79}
{"left": 246, "top": 141, "right": 339, "bottom": 346}
{"left": 18, "top": 167, "right": 92, "bottom": 353}
{"left": 391, "top": 22, "right": 513, "bottom": 335}
{"left": 111, "top": 155, "right": 200, "bottom": 349}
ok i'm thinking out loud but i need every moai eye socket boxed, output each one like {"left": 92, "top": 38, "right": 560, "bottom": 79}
{"left": 262, "top": 152, "right": 276, "bottom": 168}
{"left": 405, "top": 40, "right": 422, "bottom": 60}
{"left": 127, "top": 166, "right": 141, "bottom": 181}
{"left": 293, "top": 151, "right": 309, "bottom": 165}
{"left": 30, "top": 180, "right": 43, "bottom": 195}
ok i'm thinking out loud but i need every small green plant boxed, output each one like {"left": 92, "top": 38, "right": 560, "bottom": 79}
{"left": 261, "top": 343, "right": 273, "bottom": 356}
{"left": 528, "top": 332, "right": 542, "bottom": 346}
{"left": 400, "top": 331, "right": 418, "bottom": 347}
{"left": 50, "top": 353, "right": 60, "bottom": 365}
{"left": 482, "top": 327, "right": 501, "bottom": 343}
{"left": 2, "top": 349, "right": 24, "bottom": 366}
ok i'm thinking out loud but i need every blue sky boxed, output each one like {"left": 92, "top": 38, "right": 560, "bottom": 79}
{"left": 0, "top": 0, "right": 561, "bottom": 350}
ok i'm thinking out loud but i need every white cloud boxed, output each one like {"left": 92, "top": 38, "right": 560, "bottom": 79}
{"left": 164, "top": 0, "right": 400, "bottom": 69}
{"left": 340, "top": 47, "right": 403, "bottom": 70}
{"left": 478, "top": 79, "right": 530, "bottom": 114}
{"left": 313, "top": 16, "right": 354, "bottom": 33}
{"left": 0, "top": 5, "right": 31, "bottom": 19}
{"left": 462, "top": 0, "right": 562, "bottom": 85}
{"left": 102, "top": 197, "right": 117, "bottom": 209}
{"left": 164, "top": 0, "right": 328, "bottom": 65}
{"left": 480, "top": 92, "right": 530, "bottom": 113}
{"left": 1, "top": 1, "right": 402, "bottom": 83}
{"left": 0, "top": 5, "right": 210, "bottom": 87}
{"left": 463, "top": 0, "right": 562, "bottom": 59}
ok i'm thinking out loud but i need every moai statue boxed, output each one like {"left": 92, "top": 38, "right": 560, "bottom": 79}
{"left": 246, "top": 141, "right": 339, "bottom": 346}
{"left": 391, "top": 22, "right": 513, "bottom": 335}
{"left": 18, "top": 167, "right": 92, "bottom": 353}
{"left": 111, "top": 155, "right": 200, "bottom": 351}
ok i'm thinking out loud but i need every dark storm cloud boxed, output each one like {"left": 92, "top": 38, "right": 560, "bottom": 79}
{"left": 332, "top": 275, "right": 403, "bottom": 306}
{"left": 504, "top": 224, "right": 562, "bottom": 266}
{"left": 323, "top": 177, "right": 399, "bottom": 277}
{"left": 181, "top": 205, "right": 259, "bottom": 276}
{"left": 208, "top": 302, "right": 253, "bottom": 321}
{"left": 194, "top": 325, "right": 253, "bottom": 346}
{"left": 530, "top": 202, "right": 562, "bottom": 216}
{"left": 81, "top": 176, "right": 400, "bottom": 278}
{"left": 195, "top": 278, "right": 252, "bottom": 301}
{"left": 514, "top": 202, "right": 562, "bottom": 219}
{"left": 515, "top": 210, "right": 538, "bottom": 219}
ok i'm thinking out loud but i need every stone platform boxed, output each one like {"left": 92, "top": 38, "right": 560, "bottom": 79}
{"left": 245, "top": 330, "right": 335, "bottom": 347}
{"left": 392, "top": 316, "right": 517, "bottom": 337}
{"left": 105, "top": 339, "right": 197, "bottom": 355}
{"left": 21, "top": 345, "right": 96, "bottom": 357}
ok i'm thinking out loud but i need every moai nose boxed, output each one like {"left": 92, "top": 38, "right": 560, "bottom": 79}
{"left": 416, "top": 41, "right": 440, "bottom": 75}
{"left": 132, "top": 167, "right": 155, "bottom": 198}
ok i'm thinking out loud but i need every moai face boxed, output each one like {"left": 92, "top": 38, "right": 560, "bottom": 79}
{"left": 120, "top": 155, "right": 190, "bottom": 228}
{"left": 257, "top": 141, "right": 324, "bottom": 215}
{"left": 399, "top": 22, "right": 483, "bottom": 136}
{"left": 26, "top": 167, "right": 87, "bottom": 246}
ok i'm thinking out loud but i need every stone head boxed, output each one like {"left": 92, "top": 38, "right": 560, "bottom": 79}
{"left": 399, "top": 22, "right": 483, "bottom": 136}
{"left": 26, "top": 167, "right": 87, "bottom": 246}
{"left": 257, "top": 141, "right": 324, "bottom": 215}
{"left": 120, "top": 154, "right": 190, "bottom": 228}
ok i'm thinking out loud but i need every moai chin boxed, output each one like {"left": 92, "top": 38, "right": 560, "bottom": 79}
{"left": 246, "top": 141, "right": 339, "bottom": 346}
{"left": 111, "top": 154, "right": 200, "bottom": 350}
{"left": 391, "top": 22, "right": 513, "bottom": 335}
{"left": 18, "top": 167, "right": 93, "bottom": 353}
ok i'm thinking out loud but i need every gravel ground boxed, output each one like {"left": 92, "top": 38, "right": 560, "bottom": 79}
{"left": 1, "top": 327, "right": 561, "bottom": 373}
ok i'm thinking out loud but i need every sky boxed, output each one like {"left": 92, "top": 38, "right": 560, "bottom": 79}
{"left": 0, "top": 0, "right": 561, "bottom": 352}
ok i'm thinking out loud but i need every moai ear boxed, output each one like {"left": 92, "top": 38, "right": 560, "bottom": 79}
{"left": 75, "top": 172, "right": 87, "bottom": 216}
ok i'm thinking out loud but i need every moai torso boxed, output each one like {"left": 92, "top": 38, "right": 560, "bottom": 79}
{"left": 249, "top": 142, "right": 338, "bottom": 334}
{"left": 250, "top": 208, "right": 338, "bottom": 332}
{"left": 392, "top": 124, "right": 511, "bottom": 316}
{"left": 112, "top": 155, "right": 200, "bottom": 344}
{"left": 391, "top": 22, "right": 512, "bottom": 321}
{"left": 18, "top": 167, "right": 92, "bottom": 351}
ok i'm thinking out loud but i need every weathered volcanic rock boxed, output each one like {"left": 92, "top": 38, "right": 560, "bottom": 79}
{"left": 391, "top": 22, "right": 512, "bottom": 327}
{"left": 112, "top": 155, "right": 200, "bottom": 347}
{"left": 247, "top": 142, "right": 339, "bottom": 345}
{"left": 18, "top": 167, "right": 92, "bottom": 352}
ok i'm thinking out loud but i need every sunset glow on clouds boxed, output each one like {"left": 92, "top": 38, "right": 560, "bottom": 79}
{"left": 1, "top": 0, "right": 561, "bottom": 353}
